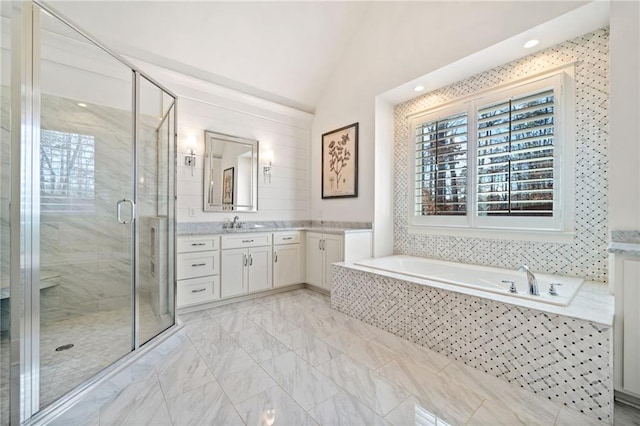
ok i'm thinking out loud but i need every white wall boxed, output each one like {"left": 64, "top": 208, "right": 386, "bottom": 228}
{"left": 609, "top": 1, "right": 640, "bottom": 232}
{"left": 310, "top": 1, "right": 589, "bottom": 222}
{"left": 129, "top": 60, "right": 314, "bottom": 224}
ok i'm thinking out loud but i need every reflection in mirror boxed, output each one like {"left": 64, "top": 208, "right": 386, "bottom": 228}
{"left": 204, "top": 131, "right": 259, "bottom": 212}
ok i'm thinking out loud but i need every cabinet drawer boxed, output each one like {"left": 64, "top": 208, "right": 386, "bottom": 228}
{"left": 177, "top": 276, "right": 219, "bottom": 307}
{"left": 273, "top": 232, "right": 301, "bottom": 245}
{"left": 177, "top": 251, "right": 218, "bottom": 280}
{"left": 177, "top": 236, "right": 219, "bottom": 253}
{"left": 221, "top": 233, "right": 272, "bottom": 249}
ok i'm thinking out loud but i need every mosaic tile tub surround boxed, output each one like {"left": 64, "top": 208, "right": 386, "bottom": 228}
{"left": 393, "top": 28, "right": 610, "bottom": 282}
{"left": 331, "top": 265, "right": 613, "bottom": 423}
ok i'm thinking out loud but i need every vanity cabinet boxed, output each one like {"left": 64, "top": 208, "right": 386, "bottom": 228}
{"left": 306, "top": 231, "right": 372, "bottom": 291}
{"left": 221, "top": 233, "right": 272, "bottom": 298}
{"left": 611, "top": 253, "right": 640, "bottom": 397}
{"left": 273, "top": 231, "right": 303, "bottom": 288}
{"left": 176, "top": 235, "right": 220, "bottom": 308}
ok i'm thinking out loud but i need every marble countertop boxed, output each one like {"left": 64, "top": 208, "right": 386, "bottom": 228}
{"left": 607, "top": 241, "right": 640, "bottom": 257}
{"left": 177, "top": 225, "right": 372, "bottom": 236}
{"left": 338, "top": 261, "right": 614, "bottom": 326}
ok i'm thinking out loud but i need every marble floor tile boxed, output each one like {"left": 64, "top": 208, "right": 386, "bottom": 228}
{"left": 234, "top": 386, "right": 318, "bottom": 426}
{"left": 260, "top": 352, "right": 340, "bottom": 410}
{"left": 317, "top": 353, "right": 371, "bottom": 384}
{"left": 373, "top": 330, "right": 452, "bottom": 373}
{"left": 438, "top": 360, "right": 561, "bottom": 424}
{"left": 330, "top": 311, "right": 386, "bottom": 341}
{"left": 245, "top": 309, "right": 300, "bottom": 336}
{"left": 341, "top": 363, "right": 411, "bottom": 416}
{"left": 202, "top": 347, "right": 255, "bottom": 378}
{"left": 309, "top": 390, "right": 390, "bottom": 426}
{"left": 216, "top": 361, "right": 278, "bottom": 404}
{"left": 231, "top": 326, "right": 291, "bottom": 362}
{"left": 384, "top": 395, "right": 453, "bottom": 426}
{"left": 318, "top": 354, "right": 410, "bottom": 416}
{"left": 165, "top": 381, "right": 244, "bottom": 426}
{"left": 155, "top": 343, "right": 215, "bottom": 399}
{"left": 283, "top": 311, "right": 343, "bottom": 337}
{"left": 99, "top": 373, "right": 170, "bottom": 425}
{"left": 278, "top": 328, "right": 343, "bottom": 366}
{"left": 556, "top": 405, "right": 610, "bottom": 426}
{"left": 615, "top": 402, "right": 640, "bottom": 425}
{"left": 376, "top": 358, "right": 483, "bottom": 425}
{"left": 214, "top": 310, "right": 257, "bottom": 333}
{"left": 323, "top": 330, "right": 396, "bottom": 370}
{"left": 47, "top": 288, "right": 629, "bottom": 426}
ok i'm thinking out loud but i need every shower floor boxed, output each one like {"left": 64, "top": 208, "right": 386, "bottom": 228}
{"left": 0, "top": 300, "right": 173, "bottom": 416}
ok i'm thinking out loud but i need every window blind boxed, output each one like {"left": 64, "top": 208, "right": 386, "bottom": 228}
{"left": 476, "top": 89, "right": 554, "bottom": 216}
{"left": 415, "top": 112, "right": 468, "bottom": 216}
{"left": 40, "top": 129, "right": 96, "bottom": 214}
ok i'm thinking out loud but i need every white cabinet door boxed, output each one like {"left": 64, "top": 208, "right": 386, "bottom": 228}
{"left": 221, "top": 248, "right": 247, "bottom": 298}
{"left": 274, "top": 244, "right": 301, "bottom": 287}
{"left": 248, "top": 246, "right": 272, "bottom": 292}
{"left": 323, "top": 234, "right": 344, "bottom": 290}
{"left": 306, "top": 233, "right": 323, "bottom": 287}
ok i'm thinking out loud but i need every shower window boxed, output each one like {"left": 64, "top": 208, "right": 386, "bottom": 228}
{"left": 40, "top": 129, "right": 95, "bottom": 214}
{"left": 409, "top": 69, "right": 575, "bottom": 238}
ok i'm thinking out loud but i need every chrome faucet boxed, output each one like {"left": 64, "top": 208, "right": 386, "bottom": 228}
{"left": 518, "top": 264, "right": 539, "bottom": 295}
{"left": 232, "top": 216, "right": 240, "bottom": 229}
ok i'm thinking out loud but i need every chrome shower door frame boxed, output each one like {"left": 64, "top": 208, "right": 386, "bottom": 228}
{"left": 9, "top": 1, "right": 178, "bottom": 422}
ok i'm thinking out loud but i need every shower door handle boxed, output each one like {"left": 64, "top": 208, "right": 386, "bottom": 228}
{"left": 116, "top": 199, "right": 135, "bottom": 224}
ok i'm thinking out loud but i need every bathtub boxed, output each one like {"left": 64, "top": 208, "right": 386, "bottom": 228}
{"left": 353, "top": 255, "right": 583, "bottom": 306}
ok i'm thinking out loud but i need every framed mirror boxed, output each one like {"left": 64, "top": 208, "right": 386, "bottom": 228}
{"left": 204, "top": 130, "right": 259, "bottom": 212}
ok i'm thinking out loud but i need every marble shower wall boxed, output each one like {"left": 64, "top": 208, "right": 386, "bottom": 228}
{"left": 40, "top": 95, "right": 135, "bottom": 322}
{"left": 393, "top": 29, "right": 610, "bottom": 282}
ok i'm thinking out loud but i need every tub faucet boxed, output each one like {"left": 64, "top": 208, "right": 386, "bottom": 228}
{"left": 518, "top": 264, "right": 539, "bottom": 295}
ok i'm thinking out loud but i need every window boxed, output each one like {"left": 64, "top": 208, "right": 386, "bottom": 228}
{"left": 40, "top": 129, "right": 96, "bottom": 214}
{"left": 409, "top": 70, "right": 574, "bottom": 237}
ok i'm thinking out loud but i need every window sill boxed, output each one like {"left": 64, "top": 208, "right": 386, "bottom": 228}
{"left": 407, "top": 225, "right": 576, "bottom": 243}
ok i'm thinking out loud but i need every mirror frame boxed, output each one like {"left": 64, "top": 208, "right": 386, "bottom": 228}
{"left": 203, "top": 130, "right": 259, "bottom": 212}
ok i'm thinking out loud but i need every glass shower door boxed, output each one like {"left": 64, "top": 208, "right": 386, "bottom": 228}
{"left": 37, "top": 9, "right": 135, "bottom": 408}
{"left": 136, "top": 75, "right": 175, "bottom": 346}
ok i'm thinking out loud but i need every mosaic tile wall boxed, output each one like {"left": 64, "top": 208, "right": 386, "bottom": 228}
{"left": 393, "top": 29, "right": 610, "bottom": 282}
{"left": 332, "top": 265, "right": 613, "bottom": 422}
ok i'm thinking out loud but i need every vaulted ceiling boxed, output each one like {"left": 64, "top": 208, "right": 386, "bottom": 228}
{"left": 48, "top": 1, "right": 371, "bottom": 113}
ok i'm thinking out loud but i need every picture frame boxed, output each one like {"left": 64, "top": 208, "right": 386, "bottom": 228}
{"left": 322, "top": 122, "right": 358, "bottom": 199}
{"left": 222, "top": 167, "right": 234, "bottom": 205}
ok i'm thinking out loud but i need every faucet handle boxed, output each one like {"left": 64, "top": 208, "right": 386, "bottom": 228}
{"left": 548, "top": 282, "right": 562, "bottom": 296}
{"left": 502, "top": 280, "right": 518, "bottom": 294}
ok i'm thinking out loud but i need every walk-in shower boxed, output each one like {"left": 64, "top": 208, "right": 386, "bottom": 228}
{"left": 0, "top": 2, "right": 177, "bottom": 423}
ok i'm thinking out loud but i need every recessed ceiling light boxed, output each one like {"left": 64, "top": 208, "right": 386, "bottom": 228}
{"left": 77, "top": 103, "right": 87, "bottom": 108}
{"left": 414, "top": 85, "right": 425, "bottom": 92}
{"left": 523, "top": 39, "right": 539, "bottom": 49}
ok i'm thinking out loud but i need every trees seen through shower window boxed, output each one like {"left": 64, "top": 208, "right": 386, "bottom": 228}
{"left": 40, "top": 129, "right": 96, "bottom": 214}
{"left": 410, "top": 70, "right": 573, "bottom": 234}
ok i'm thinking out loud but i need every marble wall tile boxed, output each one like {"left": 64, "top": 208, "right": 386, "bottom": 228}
{"left": 393, "top": 29, "right": 610, "bottom": 282}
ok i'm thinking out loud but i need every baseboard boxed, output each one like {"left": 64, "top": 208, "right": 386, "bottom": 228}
{"left": 615, "top": 389, "right": 640, "bottom": 410}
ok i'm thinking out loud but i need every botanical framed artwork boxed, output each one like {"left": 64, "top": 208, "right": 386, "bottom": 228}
{"left": 222, "top": 167, "right": 234, "bottom": 205}
{"left": 322, "top": 122, "right": 358, "bottom": 199}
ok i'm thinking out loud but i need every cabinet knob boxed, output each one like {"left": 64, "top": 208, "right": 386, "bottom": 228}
{"left": 191, "top": 263, "right": 206, "bottom": 267}
{"left": 274, "top": 252, "right": 278, "bottom": 262}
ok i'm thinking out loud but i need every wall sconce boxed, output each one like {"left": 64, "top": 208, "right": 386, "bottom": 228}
{"left": 263, "top": 149, "right": 274, "bottom": 184}
{"left": 185, "top": 136, "right": 197, "bottom": 176}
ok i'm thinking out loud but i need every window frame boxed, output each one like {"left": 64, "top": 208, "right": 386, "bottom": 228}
{"left": 407, "top": 68, "right": 575, "bottom": 242}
